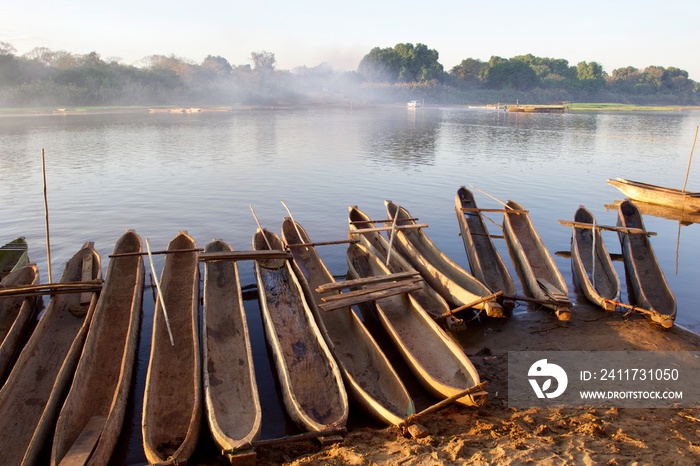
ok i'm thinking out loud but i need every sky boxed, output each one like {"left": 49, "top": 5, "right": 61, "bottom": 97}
{"left": 1, "top": 0, "right": 699, "bottom": 80}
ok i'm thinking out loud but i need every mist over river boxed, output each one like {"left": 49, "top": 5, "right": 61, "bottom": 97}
{"left": 1, "top": 106, "right": 699, "bottom": 462}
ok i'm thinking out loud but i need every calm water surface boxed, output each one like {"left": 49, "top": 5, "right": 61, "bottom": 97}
{"left": 1, "top": 106, "right": 699, "bottom": 463}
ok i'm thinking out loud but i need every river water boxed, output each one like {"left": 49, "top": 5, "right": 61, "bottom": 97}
{"left": 1, "top": 106, "right": 699, "bottom": 463}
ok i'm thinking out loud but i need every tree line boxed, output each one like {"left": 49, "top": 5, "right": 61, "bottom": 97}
{"left": 0, "top": 41, "right": 697, "bottom": 107}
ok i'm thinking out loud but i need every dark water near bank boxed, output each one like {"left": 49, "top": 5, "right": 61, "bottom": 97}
{"left": 1, "top": 106, "right": 699, "bottom": 463}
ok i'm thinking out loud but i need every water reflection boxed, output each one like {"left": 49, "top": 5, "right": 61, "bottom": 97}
{"left": 361, "top": 107, "right": 440, "bottom": 167}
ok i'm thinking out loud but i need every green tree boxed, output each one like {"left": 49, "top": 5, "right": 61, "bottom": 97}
{"left": 449, "top": 58, "right": 488, "bottom": 88}
{"left": 358, "top": 43, "right": 444, "bottom": 83}
{"left": 486, "top": 60, "right": 539, "bottom": 90}
{"left": 251, "top": 51, "right": 276, "bottom": 71}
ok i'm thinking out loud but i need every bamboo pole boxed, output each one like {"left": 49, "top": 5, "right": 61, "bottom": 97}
{"left": 41, "top": 149, "right": 53, "bottom": 283}
{"left": 681, "top": 126, "right": 698, "bottom": 193}
{"left": 146, "top": 238, "right": 175, "bottom": 347}
{"left": 249, "top": 205, "right": 272, "bottom": 250}
{"left": 677, "top": 126, "right": 698, "bottom": 274}
{"left": 385, "top": 204, "right": 400, "bottom": 266}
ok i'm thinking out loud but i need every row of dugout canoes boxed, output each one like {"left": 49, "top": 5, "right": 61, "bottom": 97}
{"left": 0, "top": 191, "right": 676, "bottom": 465}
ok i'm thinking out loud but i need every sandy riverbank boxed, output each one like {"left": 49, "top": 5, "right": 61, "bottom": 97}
{"left": 250, "top": 303, "right": 700, "bottom": 465}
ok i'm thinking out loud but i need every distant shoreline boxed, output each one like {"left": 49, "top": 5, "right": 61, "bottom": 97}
{"left": 1, "top": 103, "right": 699, "bottom": 117}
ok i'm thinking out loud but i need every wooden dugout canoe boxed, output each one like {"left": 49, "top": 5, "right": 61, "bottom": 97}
{"left": 0, "top": 263, "right": 39, "bottom": 383}
{"left": 616, "top": 200, "right": 676, "bottom": 327}
{"left": 51, "top": 230, "right": 144, "bottom": 466}
{"left": 202, "top": 239, "right": 262, "bottom": 453}
{"left": 253, "top": 228, "right": 348, "bottom": 432}
{"left": 346, "top": 242, "right": 487, "bottom": 407}
{"left": 607, "top": 177, "right": 700, "bottom": 212}
{"left": 502, "top": 200, "right": 571, "bottom": 320}
{"left": 384, "top": 201, "right": 503, "bottom": 318}
{"left": 142, "top": 232, "right": 201, "bottom": 464}
{"left": 0, "top": 242, "right": 100, "bottom": 466}
{"left": 569, "top": 207, "right": 620, "bottom": 312}
{"left": 0, "top": 237, "right": 29, "bottom": 280}
{"left": 455, "top": 187, "right": 516, "bottom": 310}
{"left": 347, "top": 206, "right": 452, "bottom": 323}
{"left": 282, "top": 218, "right": 414, "bottom": 426}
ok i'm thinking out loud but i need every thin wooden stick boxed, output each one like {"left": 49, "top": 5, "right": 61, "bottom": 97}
{"left": 469, "top": 185, "right": 514, "bottom": 210}
{"left": 681, "top": 126, "right": 698, "bottom": 193}
{"left": 385, "top": 204, "right": 400, "bottom": 266}
{"left": 249, "top": 205, "right": 272, "bottom": 250}
{"left": 591, "top": 217, "right": 597, "bottom": 286}
{"left": 281, "top": 200, "right": 305, "bottom": 244}
{"left": 677, "top": 126, "right": 698, "bottom": 274}
{"left": 227, "top": 427, "right": 347, "bottom": 454}
{"left": 441, "top": 291, "right": 503, "bottom": 317}
{"left": 146, "top": 238, "right": 174, "bottom": 347}
{"left": 398, "top": 382, "right": 489, "bottom": 429}
{"left": 41, "top": 149, "right": 53, "bottom": 283}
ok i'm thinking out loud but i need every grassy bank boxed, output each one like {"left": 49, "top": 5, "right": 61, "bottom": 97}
{"left": 567, "top": 103, "right": 700, "bottom": 112}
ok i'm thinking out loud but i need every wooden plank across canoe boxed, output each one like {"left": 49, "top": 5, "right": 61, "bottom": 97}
{"left": 198, "top": 250, "right": 292, "bottom": 261}
{"left": 202, "top": 240, "right": 261, "bottom": 453}
{"left": 347, "top": 206, "right": 455, "bottom": 328}
{"left": 316, "top": 271, "right": 421, "bottom": 293}
{"left": 349, "top": 223, "right": 428, "bottom": 235}
{"left": 558, "top": 219, "right": 656, "bottom": 236}
{"left": 318, "top": 281, "right": 423, "bottom": 312}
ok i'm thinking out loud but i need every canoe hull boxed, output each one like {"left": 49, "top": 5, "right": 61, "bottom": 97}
{"left": 254, "top": 229, "right": 347, "bottom": 432}
{"left": 385, "top": 201, "right": 503, "bottom": 318}
{"left": 0, "top": 237, "right": 29, "bottom": 281}
{"left": 617, "top": 200, "right": 676, "bottom": 326}
{"left": 51, "top": 231, "right": 144, "bottom": 466}
{"left": 0, "top": 243, "right": 100, "bottom": 466}
{"left": 346, "top": 242, "right": 487, "bottom": 407}
{"left": 202, "top": 240, "right": 262, "bottom": 452}
{"left": 455, "top": 187, "right": 516, "bottom": 309}
{"left": 283, "top": 218, "right": 412, "bottom": 426}
{"left": 347, "top": 206, "right": 452, "bottom": 324}
{"left": 142, "top": 232, "right": 201, "bottom": 464}
{"left": 503, "top": 200, "right": 570, "bottom": 320}
{"left": 607, "top": 178, "right": 700, "bottom": 212}
{"left": 570, "top": 207, "right": 620, "bottom": 311}
{"left": 0, "top": 263, "right": 39, "bottom": 382}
